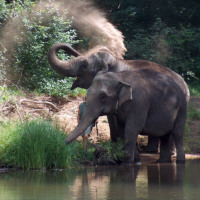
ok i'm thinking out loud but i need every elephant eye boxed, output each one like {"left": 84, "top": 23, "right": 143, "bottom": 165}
{"left": 100, "top": 92, "right": 107, "bottom": 101}
{"left": 76, "top": 76, "right": 80, "bottom": 80}
{"left": 82, "top": 64, "right": 87, "bottom": 69}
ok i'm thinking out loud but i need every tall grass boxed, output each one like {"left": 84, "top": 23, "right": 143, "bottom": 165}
{"left": 0, "top": 119, "right": 86, "bottom": 169}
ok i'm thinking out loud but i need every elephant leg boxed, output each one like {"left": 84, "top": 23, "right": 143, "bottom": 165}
{"left": 124, "top": 134, "right": 138, "bottom": 164}
{"left": 172, "top": 115, "right": 186, "bottom": 164}
{"left": 145, "top": 135, "right": 175, "bottom": 154}
{"left": 134, "top": 147, "right": 141, "bottom": 163}
{"left": 107, "top": 115, "right": 124, "bottom": 142}
{"left": 124, "top": 118, "right": 145, "bottom": 164}
{"left": 145, "top": 136, "right": 159, "bottom": 153}
{"left": 159, "top": 133, "right": 172, "bottom": 163}
{"left": 173, "top": 135, "right": 185, "bottom": 164}
{"left": 169, "top": 134, "right": 176, "bottom": 155}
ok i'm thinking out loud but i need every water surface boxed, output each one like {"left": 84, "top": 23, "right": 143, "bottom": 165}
{"left": 0, "top": 160, "right": 200, "bottom": 200}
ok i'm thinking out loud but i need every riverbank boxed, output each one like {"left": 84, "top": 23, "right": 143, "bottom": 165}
{"left": 2, "top": 93, "right": 200, "bottom": 153}
{"left": 1, "top": 92, "right": 200, "bottom": 168}
{"left": 140, "top": 153, "right": 200, "bottom": 164}
{"left": 0, "top": 153, "right": 200, "bottom": 172}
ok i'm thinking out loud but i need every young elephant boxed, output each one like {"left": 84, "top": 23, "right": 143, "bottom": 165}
{"left": 66, "top": 69, "right": 187, "bottom": 164}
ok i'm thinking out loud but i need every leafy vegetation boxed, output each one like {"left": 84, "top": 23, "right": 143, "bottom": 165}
{"left": 0, "top": 0, "right": 200, "bottom": 168}
{"left": 189, "top": 84, "right": 200, "bottom": 97}
{"left": 0, "top": 119, "right": 87, "bottom": 169}
{"left": 0, "top": 119, "right": 126, "bottom": 169}
{"left": 94, "top": 137, "right": 126, "bottom": 164}
{"left": 1, "top": 0, "right": 200, "bottom": 94}
{"left": 183, "top": 103, "right": 200, "bottom": 153}
{"left": 187, "top": 104, "right": 200, "bottom": 121}
{"left": 97, "top": 0, "right": 200, "bottom": 83}
{"left": 0, "top": 0, "right": 85, "bottom": 97}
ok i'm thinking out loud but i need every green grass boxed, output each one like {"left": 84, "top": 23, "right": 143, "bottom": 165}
{"left": 0, "top": 119, "right": 87, "bottom": 169}
{"left": 68, "top": 88, "right": 86, "bottom": 98}
{"left": 0, "top": 86, "right": 24, "bottom": 103}
{"left": 187, "top": 104, "right": 200, "bottom": 121}
{"left": 0, "top": 119, "right": 127, "bottom": 168}
{"left": 189, "top": 83, "right": 200, "bottom": 97}
{"left": 183, "top": 104, "right": 200, "bottom": 153}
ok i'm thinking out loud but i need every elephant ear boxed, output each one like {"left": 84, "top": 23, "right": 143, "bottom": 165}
{"left": 118, "top": 82, "right": 133, "bottom": 106}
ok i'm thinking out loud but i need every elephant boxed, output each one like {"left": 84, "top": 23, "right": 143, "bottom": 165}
{"left": 48, "top": 43, "right": 189, "bottom": 150}
{"left": 65, "top": 69, "right": 187, "bottom": 164}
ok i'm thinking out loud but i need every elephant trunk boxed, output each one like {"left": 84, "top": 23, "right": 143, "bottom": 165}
{"left": 65, "top": 104, "right": 100, "bottom": 144}
{"left": 48, "top": 43, "right": 82, "bottom": 77}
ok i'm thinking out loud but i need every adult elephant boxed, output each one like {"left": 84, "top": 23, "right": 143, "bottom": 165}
{"left": 48, "top": 43, "right": 189, "bottom": 148}
{"left": 65, "top": 69, "right": 187, "bottom": 164}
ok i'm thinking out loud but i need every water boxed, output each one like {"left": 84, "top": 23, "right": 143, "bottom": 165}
{"left": 0, "top": 160, "right": 200, "bottom": 200}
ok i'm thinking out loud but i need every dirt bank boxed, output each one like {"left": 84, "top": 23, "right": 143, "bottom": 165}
{"left": 1, "top": 94, "right": 200, "bottom": 154}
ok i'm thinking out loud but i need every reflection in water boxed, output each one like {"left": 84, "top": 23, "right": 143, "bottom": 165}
{"left": 0, "top": 160, "right": 200, "bottom": 200}
{"left": 145, "top": 163, "right": 185, "bottom": 200}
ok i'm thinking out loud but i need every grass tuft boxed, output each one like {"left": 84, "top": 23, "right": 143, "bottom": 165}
{"left": 0, "top": 119, "right": 86, "bottom": 169}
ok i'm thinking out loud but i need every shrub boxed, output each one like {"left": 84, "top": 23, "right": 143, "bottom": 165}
{"left": 94, "top": 137, "right": 126, "bottom": 164}
{"left": 189, "top": 83, "right": 200, "bottom": 97}
{"left": 1, "top": 0, "right": 84, "bottom": 97}
{"left": 125, "top": 18, "right": 200, "bottom": 81}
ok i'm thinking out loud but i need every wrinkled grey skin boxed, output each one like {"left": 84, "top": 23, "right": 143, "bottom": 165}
{"left": 65, "top": 69, "right": 187, "bottom": 164}
{"left": 48, "top": 43, "right": 189, "bottom": 149}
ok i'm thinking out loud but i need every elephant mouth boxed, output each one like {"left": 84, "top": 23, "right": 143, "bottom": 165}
{"left": 101, "top": 109, "right": 117, "bottom": 116}
{"left": 71, "top": 80, "right": 79, "bottom": 90}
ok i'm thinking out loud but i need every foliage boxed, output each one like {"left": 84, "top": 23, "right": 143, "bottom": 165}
{"left": 0, "top": 119, "right": 86, "bottom": 169}
{"left": 0, "top": 118, "right": 126, "bottom": 168}
{"left": 1, "top": 0, "right": 200, "bottom": 93}
{"left": 94, "top": 137, "right": 126, "bottom": 164}
{"left": 0, "top": 0, "right": 10, "bottom": 27}
{"left": 189, "top": 83, "right": 200, "bottom": 97}
{"left": 0, "top": 84, "right": 23, "bottom": 104}
{"left": 97, "top": 0, "right": 200, "bottom": 35}
{"left": 125, "top": 18, "right": 200, "bottom": 81}
{"left": 183, "top": 102, "right": 200, "bottom": 153}
{"left": 97, "top": 0, "right": 200, "bottom": 81}
{"left": 0, "top": 0, "right": 84, "bottom": 97}
{"left": 187, "top": 104, "right": 200, "bottom": 121}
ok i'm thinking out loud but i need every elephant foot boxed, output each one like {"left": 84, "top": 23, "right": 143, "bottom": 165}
{"left": 176, "top": 159, "right": 185, "bottom": 164}
{"left": 134, "top": 157, "right": 141, "bottom": 164}
{"left": 121, "top": 161, "right": 141, "bottom": 166}
{"left": 176, "top": 154, "right": 185, "bottom": 164}
{"left": 144, "top": 145, "right": 158, "bottom": 153}
{"left": 134, "top": 161, "right": 141, "bottom": 165}
{"left": 157, "top": 158, "right": 172, "bottom": 163}
{"left": 121, "top": 157, "right": 141, "bottom": 165}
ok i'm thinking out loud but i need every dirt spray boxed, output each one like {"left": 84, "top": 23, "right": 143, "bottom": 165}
{"left": 0, "top": 0, "right": 126, "bottom": 60}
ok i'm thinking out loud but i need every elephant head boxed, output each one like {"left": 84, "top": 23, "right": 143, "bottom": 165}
{"left": 48, "top": 43, "right": 119, "bottom": 89}
{"left": 65, "top": 71, "right": 132, "bottom": 144}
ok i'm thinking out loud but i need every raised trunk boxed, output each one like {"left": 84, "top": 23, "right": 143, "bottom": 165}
{"left": 48, "top": 43, "right": 82, "bottom": 77}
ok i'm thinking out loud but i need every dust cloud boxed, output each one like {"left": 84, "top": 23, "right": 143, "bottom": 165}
{"left": 0, "top": 0, "right": 126, "bottom": 60}
{"left": 59, "top": 0, "right": 127, "bottom": 58}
